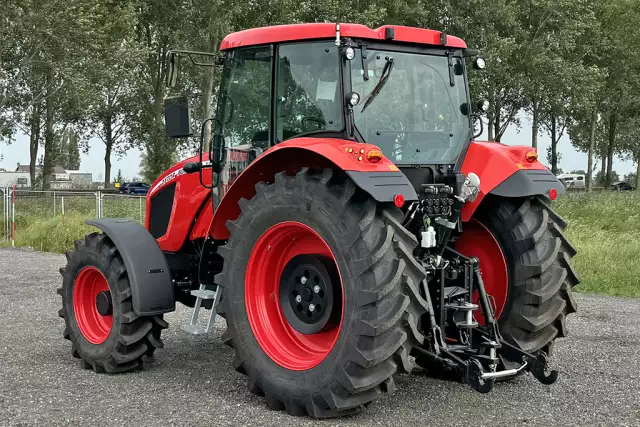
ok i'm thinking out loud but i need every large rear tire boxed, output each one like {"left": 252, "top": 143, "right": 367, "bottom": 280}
{"left": 216, "top": 169, "right": 428, "bottom": 418}
{"left": 460, "top": 196, "right": 579, "bottom": 356}
{"left": 58, "top": 233, "right": 167, "bottom": 373}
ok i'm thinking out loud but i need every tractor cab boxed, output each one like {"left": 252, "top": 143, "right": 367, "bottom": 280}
{"left": 164, "top": 24, "right": 487, "bottom": 190}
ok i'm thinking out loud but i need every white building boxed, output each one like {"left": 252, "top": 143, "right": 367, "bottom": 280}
{"left": 0, "top": 171, "right": 31, "bottom": 188}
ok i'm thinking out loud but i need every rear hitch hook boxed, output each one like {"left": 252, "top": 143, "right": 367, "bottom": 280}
{"left": 530, "top": 353, "right": 559, "bottom": 385}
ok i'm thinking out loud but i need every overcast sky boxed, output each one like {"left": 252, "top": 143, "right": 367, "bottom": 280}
{"left": 0, "top": 112, "right": 636, "bottom": 181}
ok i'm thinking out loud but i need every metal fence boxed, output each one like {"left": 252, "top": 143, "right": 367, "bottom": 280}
{"left": 1, "top": 187, "right": 145, "bottom": 245}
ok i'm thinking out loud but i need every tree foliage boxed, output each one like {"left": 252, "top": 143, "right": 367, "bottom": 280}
{"left": 2, "top": 0, "right": 640, "bottom": 188}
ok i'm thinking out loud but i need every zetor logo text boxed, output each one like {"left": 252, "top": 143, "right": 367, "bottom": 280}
{"left": 150, "top": 169, "right": 185, "bottom": 195}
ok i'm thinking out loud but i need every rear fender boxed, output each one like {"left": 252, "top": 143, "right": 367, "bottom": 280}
{"left": 193, "top": 137, "right": 417, "bottom": 241}
{"left": 87, "top": 219, "right": 175, "bottom": 316}
{"left": 460, "top": 141, "right": 564, "bottom": 221}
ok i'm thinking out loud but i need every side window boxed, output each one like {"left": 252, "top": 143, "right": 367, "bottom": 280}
{"left": 276, "top": 42, "right": 343, "bottom": 142}
{"left": 219, "top": 47, "right": 272, "bottom": 150}
{"left": 577, "top": 176, "right": 584, "bottom": 181}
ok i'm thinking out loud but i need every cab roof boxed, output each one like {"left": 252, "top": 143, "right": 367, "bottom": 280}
{"left": 220, "top": 23, "right": 467, "bottom": 51}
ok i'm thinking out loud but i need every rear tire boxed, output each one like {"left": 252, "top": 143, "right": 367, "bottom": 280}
{"left": 474, "top": 196, "right": 579, "bottom": 355}
{"left": 58, "top": 233, "right": 167, "bottom": 373}
{"left": 216, "top": 168, "right": 428, "bottom": 418}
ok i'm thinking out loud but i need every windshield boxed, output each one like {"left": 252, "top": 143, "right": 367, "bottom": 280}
{"left": 351, "top": 49, "right": 470, "bottom": 164}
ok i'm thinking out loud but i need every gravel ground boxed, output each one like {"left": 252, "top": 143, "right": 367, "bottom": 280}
{"left": 1, "top": 247, "right": 639, "bottom": 427}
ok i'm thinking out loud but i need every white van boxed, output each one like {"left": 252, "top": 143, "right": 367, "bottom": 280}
{"left": 558, "top": 173, "right": 586, "bottom": 188}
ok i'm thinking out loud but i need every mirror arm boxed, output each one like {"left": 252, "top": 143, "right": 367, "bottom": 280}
{"left": 471, "top": 113, "right": 484, "bottom": 139}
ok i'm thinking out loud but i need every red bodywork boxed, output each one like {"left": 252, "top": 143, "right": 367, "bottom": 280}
{"left": 220, "top": 23, "right": 467, "bottom": 51}
{"left": 460, "top": 142, "right": 547, "bottom": 222}
{"left": 148, "top": 139, "right": 548, "bottom": 252}
{"left": 148, "top": 138, "right": 404, "bottom": 251}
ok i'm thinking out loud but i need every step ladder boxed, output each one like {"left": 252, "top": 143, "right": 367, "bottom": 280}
{"left": 182, "top": 284, "right": 221, "bottom": 335}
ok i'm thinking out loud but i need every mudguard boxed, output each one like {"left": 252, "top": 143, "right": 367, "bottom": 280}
{"left": 206, "top": 137, "right": 418, "bottom": 240}
{"left": 86, "top": 219, "right": 175, "bottom": 316}
{"left": 490, "top": 169, "right": 565, "bottom": 198}
{"left": 460, "top": 141, "right": 564, "bottom": 221}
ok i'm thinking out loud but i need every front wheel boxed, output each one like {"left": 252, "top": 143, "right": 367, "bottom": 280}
{"left": 58, "top": 233, "right": 167, "bottom": 373}
{"left": 216, "top": 169, "right": 428, "bottom": 418}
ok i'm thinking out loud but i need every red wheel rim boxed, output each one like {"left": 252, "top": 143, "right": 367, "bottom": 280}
{"left": 73, "top": 266, "right": 113, "bottom": 344}
{"left": 455, "top": 219, "right": 509, "bottom": 323}
{"left": 245, "top": 221, "right": 343, "bottom": 370}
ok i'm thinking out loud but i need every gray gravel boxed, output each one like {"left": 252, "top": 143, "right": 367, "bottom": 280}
{"left": 1, "top": 247, "right": 639, "bottom": 427}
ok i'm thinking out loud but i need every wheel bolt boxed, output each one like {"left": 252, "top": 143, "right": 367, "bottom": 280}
{"left": 295, "top": 295, "right": 302, "bottom": 303}
{"left": 313, "top": 285, "right": 320, "bottom": 294}
{"left": 301, "top": 276, "right": 307, "bottom": 285}
{"left": 309, "top": 304, "right": 315, "bottom": 312}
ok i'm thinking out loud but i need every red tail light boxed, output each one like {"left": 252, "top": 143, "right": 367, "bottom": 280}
{"left": 394, "top": 194, "right": 405, "bottom": 208}
{"left": 549, "top": 188, "right": 558, "bottom": 200}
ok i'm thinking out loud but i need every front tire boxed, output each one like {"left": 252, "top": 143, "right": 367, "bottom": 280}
{"left": 216, "top": 169, "right": 428, "bottom": 418}
{"left": 58, "top": 233, "right": 167, "bottom": 373}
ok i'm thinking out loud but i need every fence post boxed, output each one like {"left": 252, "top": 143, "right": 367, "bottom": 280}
{"left": 11, "top": 184, "right": 15, "bottom": 247}
{"left": 139, "top": 196, "right": 143, "bottom": 224}
{"left": 61, "top": 196, "right": 65, "bottom": 226}
{"left": 95, "top": 192, "right": 100, "bottom": 219}
{"left": 53, "top": 191, "right": 56, "bottom": 217}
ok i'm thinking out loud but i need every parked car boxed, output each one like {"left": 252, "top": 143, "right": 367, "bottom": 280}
{"left": 120, "top": 182, "right": 150, "bottom": 195}
{"left": 610, "top": 181, "right": 635, "bottom": 191}
{"left": 558, "top": 173, "right": 586, "bottom": 189}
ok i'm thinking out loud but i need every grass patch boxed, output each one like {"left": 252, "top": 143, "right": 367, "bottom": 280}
{"left": 555, "top": 192, "right": 640, "bottom": 298}
{"left": 12, "top": 214, "right": 96, "bottom": 253}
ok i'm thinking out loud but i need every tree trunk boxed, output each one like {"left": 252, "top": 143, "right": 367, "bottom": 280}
{"left": 586, "top": 107, "right": 597, "bottom": 192}
{"left": 494, "top": 105, "right": 501, "bottom": 142}
{"left": 41, "top": 69, "right": 55, "bottom": 190}
{"left": 28, "top": 108, "right": 41, "bottom": 189}
{"left": 104, "top": 115, "right": 113, "bottom": 188}
{"left": 600, "top": 148, "right": 607, "bottom": 185}
{"left": 531, "top": 103, "right": 539, "bottom": 149}
{"left": 551, "top": 114, "right": 558, "bottom": 175}
{"left": 487, "top": 93, "right": 495, "bottom": 141}
{"left": 605, "top": 112, "right": 617, "bottom": 187}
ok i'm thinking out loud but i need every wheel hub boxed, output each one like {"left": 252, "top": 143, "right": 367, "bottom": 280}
{"left": 280, "top": 254, "right": 339, "bottom": 334}
{"left": 95, "top": 291, "right": 113, "bottom": 316}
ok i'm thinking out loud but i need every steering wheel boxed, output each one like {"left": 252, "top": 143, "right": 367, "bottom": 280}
{"left": 301, "top": 117, "right": 326, "bottom": 132}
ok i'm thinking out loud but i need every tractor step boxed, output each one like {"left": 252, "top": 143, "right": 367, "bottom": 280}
{"left": 182, "top": 284, "right": 221, "bottom": 335}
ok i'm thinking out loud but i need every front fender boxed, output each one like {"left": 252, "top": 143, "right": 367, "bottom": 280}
{"left": 87, "top": 219, "right": 175, "bottom": 316}
{"left": 460, "top": 141, "right": 563, "bottom": 221}
{"left": 204, "top": 138, "right": 417, "bottom": 240}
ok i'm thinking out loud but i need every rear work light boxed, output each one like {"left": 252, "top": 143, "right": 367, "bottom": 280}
{"left": 366, "top": 149, "right": 383, "bottom": 163}
{"left": 525, "top": 150, "right": 538, "bottom": 163}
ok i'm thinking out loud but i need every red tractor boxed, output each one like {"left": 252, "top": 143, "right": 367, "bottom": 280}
{"left": 58, "top": 23, "right": 578, "bottom": 417}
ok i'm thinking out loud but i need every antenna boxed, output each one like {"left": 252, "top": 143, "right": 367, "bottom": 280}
{"left": 335, "top": 23, "right": 341, "bottom": 46}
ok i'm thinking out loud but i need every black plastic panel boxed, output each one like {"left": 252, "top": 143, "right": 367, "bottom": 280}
{"left": 490, "top": 169, "right": 565, "bottom": 197}
{"left": 149, "top": 182, "right": 176, "bottom": 239}
{"left": 86, "top": 219, "right": 175, "bottom": 316}
{"left": 345, "top": 171, "right": 418, "bottom": 202}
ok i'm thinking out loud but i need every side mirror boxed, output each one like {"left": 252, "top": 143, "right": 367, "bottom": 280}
{"left": 165, "top": 52, "right": 179, "bottom": 88}
{"left": 164, "top": 96, "right": 192, "bottom": 138}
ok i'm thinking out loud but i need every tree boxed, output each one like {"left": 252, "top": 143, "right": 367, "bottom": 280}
{"left": 113, "top": 169, "right": 124, "bottom": 185}
{"left": 84, "top": 2, "right": 142, "bottom": 187}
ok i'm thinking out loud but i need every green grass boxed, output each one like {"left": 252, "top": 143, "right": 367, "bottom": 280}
{"left": 555, "top": 192, "right": 640, "bottom": 298}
